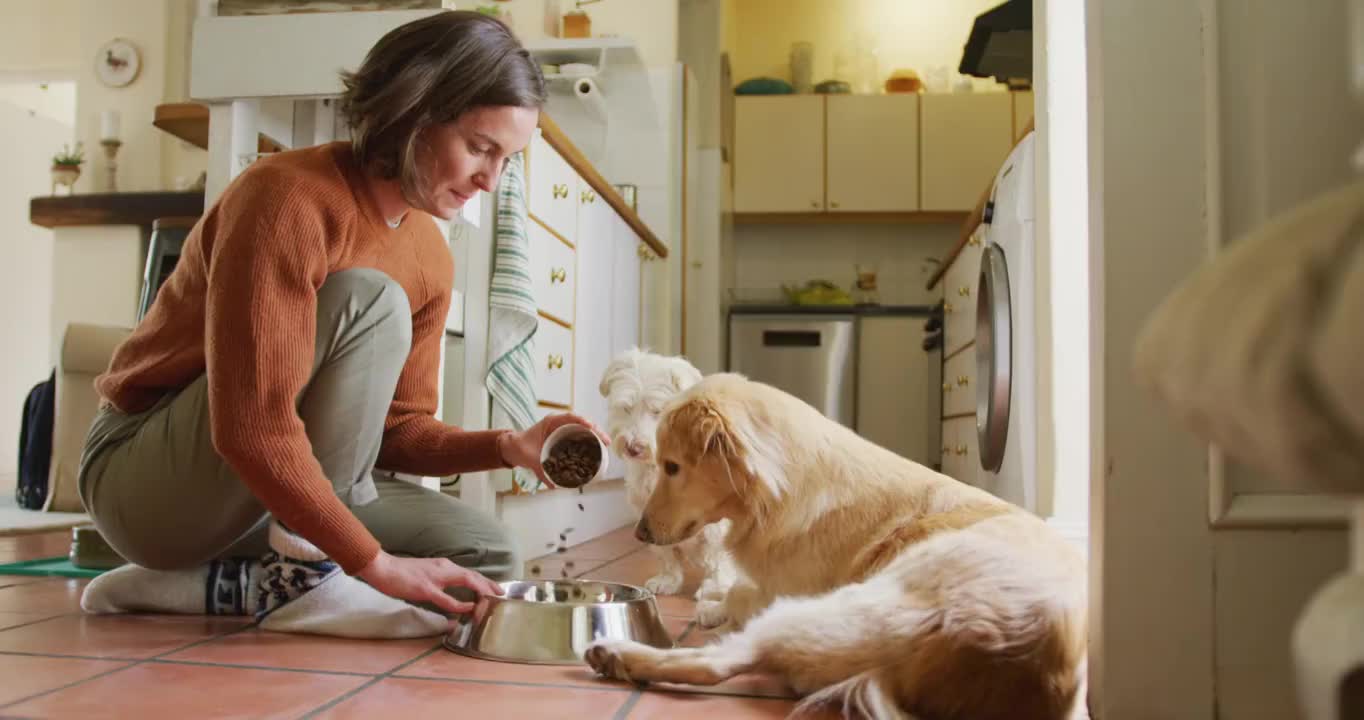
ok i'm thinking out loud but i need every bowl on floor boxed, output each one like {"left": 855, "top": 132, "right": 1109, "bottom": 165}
{"left": 444, "top": 579, "right": 674, "bottom": 665}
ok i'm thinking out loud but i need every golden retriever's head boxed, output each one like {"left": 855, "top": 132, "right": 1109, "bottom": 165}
{"left": 634, "top": 374, "right": 790, "bottom": 545}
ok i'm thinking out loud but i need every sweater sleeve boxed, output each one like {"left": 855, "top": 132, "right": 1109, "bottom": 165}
{"left": 377, "top": 234, "right": 511, "bottom": 477}
{"left": 203, "top": 170, "right": 382, "bottom": 574}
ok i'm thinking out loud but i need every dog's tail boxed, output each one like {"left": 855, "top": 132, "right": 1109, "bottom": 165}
{"left": 789, "top": 669, "right": 917, "bottom": 720}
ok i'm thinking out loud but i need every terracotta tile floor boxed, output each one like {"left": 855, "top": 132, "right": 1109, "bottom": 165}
{"left": 0, "top": 526, "right": 811, "bottom": 719}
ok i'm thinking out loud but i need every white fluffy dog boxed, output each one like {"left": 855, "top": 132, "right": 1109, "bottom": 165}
{"left": 599, "top": 348, "right": 737, "bottom": 626}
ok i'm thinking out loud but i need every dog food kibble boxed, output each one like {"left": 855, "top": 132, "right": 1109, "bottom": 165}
{"left": 543, "top": 436, "right": 602, "bottom": 488}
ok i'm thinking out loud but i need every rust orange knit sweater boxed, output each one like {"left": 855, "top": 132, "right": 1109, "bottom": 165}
{"left": 95, "top": 141, "right": 509, "bottom": 574}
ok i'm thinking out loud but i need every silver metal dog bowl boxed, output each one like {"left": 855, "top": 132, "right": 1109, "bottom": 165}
{"left": 443, "top": 580, "right": 674, "bottom": 665}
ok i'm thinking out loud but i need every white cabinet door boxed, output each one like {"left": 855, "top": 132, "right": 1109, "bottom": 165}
{"left": 526, "top": 133, "right": 578, "bottom": 242}
{"left": 855, "top": 316, "right": 934, "bottom": 465}
{"left": 533, "top": 315, "right": 574, "bottom": 407}
{"left": 942, "top": 227, "right": 985, "bottom": 357}
{"left": 920, "top": 93, "right": 1014, "bottom": 211}
{"left": 570, "top": 184, "right": 617, "bottom": 433}
{"left": 609, "top": 215, "right": 642, "bottom": 358}
{"left": 527, "top": 219, "right": 576, "bottom": 327}
{"left": 733, "top": 96, "right": 826, "bottom": 213}
{"left": 826, "top": 95, "right": 920, "bottom": 212}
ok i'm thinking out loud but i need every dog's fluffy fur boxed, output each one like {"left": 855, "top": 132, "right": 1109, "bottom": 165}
{"left": 586, "top": 373, "right": 1088, "bottom": 720}
{"left": 598, "top": 349, "right": 738, "bottom": 626}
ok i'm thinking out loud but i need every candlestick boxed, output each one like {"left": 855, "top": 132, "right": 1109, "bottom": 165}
{"left": 101, "top": 138, "right": 122, "bottom": 192}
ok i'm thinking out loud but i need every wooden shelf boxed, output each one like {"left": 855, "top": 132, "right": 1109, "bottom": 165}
{"left": 30, "top": 192, "right": 206, "bottom": 229}
{"left": 734, "top": 211, "right": 969, "bottom": 225}
{"left": 154, "top": 102, "right": 284, "bottom": 152}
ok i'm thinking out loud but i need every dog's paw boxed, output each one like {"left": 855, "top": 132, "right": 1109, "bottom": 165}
{"left": 693, "top": 599, "right": 729, "bottom": 630}
{"left": 584, "top": 639, "right": 650, "bottom": 685}
{"left": 645, "top": 574, "right": 683, "bottom": 596}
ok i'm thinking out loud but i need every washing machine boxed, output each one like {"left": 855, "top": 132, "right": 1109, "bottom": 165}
{"left": 975, "top": 131, "right": 1037, "bottom": 513}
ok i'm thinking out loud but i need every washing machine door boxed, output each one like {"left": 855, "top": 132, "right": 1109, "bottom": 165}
{"left": 976, "top": 242, "right": 1011, "bottom": 472}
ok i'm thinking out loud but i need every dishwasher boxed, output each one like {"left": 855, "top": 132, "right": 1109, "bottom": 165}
{"left": 727, "top": 314, "right": 857, "bottom": 427}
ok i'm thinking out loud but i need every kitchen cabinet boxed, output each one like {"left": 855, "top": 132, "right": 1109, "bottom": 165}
{"left": 825, "top": 95, "right": 920, "bottom": 212}
{"left": 733, "top": 92, "right": 1023, "bottom": 218}
{"left": 733, "top": 96, "right": 825, "bottom": 213}
{"left": 855, "top": 315, "right": 937, "bottom": 466}
{"left": 919, "top": 93, "right": 1015, "bottom": 212}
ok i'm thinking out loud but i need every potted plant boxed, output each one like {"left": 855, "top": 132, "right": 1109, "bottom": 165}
{"left": 51, "top": 142, "right": 84, "bottom": 195}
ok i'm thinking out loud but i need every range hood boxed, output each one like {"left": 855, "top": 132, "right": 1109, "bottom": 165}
{"left": 958, "top": 0, "right": 1032, "bottom": 88}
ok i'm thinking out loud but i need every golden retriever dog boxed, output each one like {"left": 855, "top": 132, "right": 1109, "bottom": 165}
{"left": 584, "top": 374, "right": 1088, "bottom": 720}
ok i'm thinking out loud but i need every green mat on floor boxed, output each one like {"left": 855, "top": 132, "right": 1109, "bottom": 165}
{"left": 0, "top": 556, "right": 108, "bottom": 578}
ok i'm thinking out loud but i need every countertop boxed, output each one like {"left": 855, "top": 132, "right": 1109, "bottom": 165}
{"left": 729, "top": 304, "right": 937, "bottom": 317}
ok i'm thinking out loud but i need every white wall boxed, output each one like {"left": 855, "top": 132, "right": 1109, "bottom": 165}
{"left": 501, "top": 0, "right": 678, "bottom": 68}
{"left": 1032, "top": 0, "right": 1091, "bottom": 539}
{"left": 0, "top": 99, "right": 70, "bottom": 469}
{"left": 1085, "top": 0, "right": 1215, "bottom": 714}
{"left": 74, "top": 0, "right": 171, "bottom": 193}
{"left": 727, "top": 0, "right": 1001, "bottom": 92}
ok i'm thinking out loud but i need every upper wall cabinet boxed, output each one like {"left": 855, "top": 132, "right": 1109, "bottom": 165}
{"left": 733, "top": 91, "right": 1030, "bottom": 217}
{"left": 826, "top": 94, "right": 920, "bottom": 213}
{"left": 919, "top": 93, "right": 1015, "bottom": 212}
{"left": 733, "top": 95, "right": 826, "bottom": 213}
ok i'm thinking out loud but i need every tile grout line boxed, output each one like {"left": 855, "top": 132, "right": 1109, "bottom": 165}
{"left": 295, "top": 641, "right": 444, "bottom": 719}
{"left": 0, "top": 614, "right": 73, "bottom": 634}
{"left": 0, "top": 619, "right": 256, "bottom": 711}
{"left": 611, "top": 688, "right": 645, "bottom": 720}
{"left": 388, "top": 674, "right": 634, "bottom": 694}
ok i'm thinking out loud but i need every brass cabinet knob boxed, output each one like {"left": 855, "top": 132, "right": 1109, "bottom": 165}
{"left": 550, "top": 267, "right": 567, "bottom": 284}
{"left": 552, "top": 184, "right": 569, "bottom": 199}
{"left": 944, "top": 302, "right": 954, "bottom": 314}
{"left": 547, "top": 354, "right": 564, "bottom": 370}
{"left": 955, "top": 445, "right": 968, "bottom": 456}
{"left": 957, "top": 375, "right": 970, "bottom": 386}
{"left": 958, "top": 286, "right": 971, "bottom": 297}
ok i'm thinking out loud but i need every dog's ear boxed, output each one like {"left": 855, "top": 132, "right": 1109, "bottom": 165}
{"left": 664, "top": 396, "right": 736, "bottom": 461}
{"left": 667, "top": 359, "right": 704, "bottom": 393}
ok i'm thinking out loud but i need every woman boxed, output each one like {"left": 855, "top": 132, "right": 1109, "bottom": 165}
{"left": 78, "top": 10, "right": 604, "bottom": 617}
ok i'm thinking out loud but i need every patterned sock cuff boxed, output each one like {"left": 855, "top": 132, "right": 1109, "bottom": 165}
{"left": 205, "top": 557, "right": 252, "bottom": 616}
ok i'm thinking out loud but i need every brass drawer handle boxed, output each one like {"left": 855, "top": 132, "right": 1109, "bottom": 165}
{"left": 958, "top": 286, "right": 971, "bottom": 297}
{"left": 547, "top": 354, "right": 564, "bottom": 370}
{"left": 550, "top": 267, "right": 567, "bottom": 284}
{"left": 957, "top": 375, "right": 970, "bottom": 386}
{"left": 944, "top": 302, "right": 954, "bottom": 314}
{"left": 580, "top": 189, "right": 596, "bottom": 203}
{"left": 955, "top": 445, "right": 968, "bottom": 456}
{"left": 942, "top": 383, "right": 953, "bottom": 393}
{"left": 552, "top": 184, "right": 569, "bottom": 199}
{"left": 637, "top": 244, "right": 657, "bottom": 261}
{"left": 830, "top": 201, "right": 841, "bottom": 209}
{"left": 968, "top": 235, "right": 982, "bottom": 247}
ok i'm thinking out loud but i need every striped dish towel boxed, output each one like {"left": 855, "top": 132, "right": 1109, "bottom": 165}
{"left": 484, "top": 151, "right": 542, "bottom": 493}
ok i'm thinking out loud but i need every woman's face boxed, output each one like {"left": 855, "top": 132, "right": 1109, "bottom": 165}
{"left": 417, "top": 104, "right": 539, "bottom": 219}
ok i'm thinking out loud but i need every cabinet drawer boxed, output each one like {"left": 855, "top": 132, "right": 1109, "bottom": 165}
{"left": 534, "top": 316, "right": 574, "bottom": 407}
{"left": 529, "top": 219, "right": 576, "bottom": 325}
{"left": 942, "top": 344, "right": 977, "bottom": 417}
{"left": 943, "top": 227, "right": 985, "bottom": 356}
{"left": 941, "top": 415, "right": 981, "bottom": 488}
{"left": 527, "top": 133, "right": 578, "bottom": 243}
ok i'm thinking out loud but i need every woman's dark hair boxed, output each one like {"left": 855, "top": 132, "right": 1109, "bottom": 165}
{"left": 339, "top": 10, "right": 546, "bottom": 205}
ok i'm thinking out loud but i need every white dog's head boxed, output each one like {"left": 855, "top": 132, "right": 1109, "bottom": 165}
{"left": 599, "top": 348, "right": 703, "bottom": 464}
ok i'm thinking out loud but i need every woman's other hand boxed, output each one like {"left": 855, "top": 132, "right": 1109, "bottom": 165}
{"left": 356, "top": 551, "right": 503, "bottom": 614}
